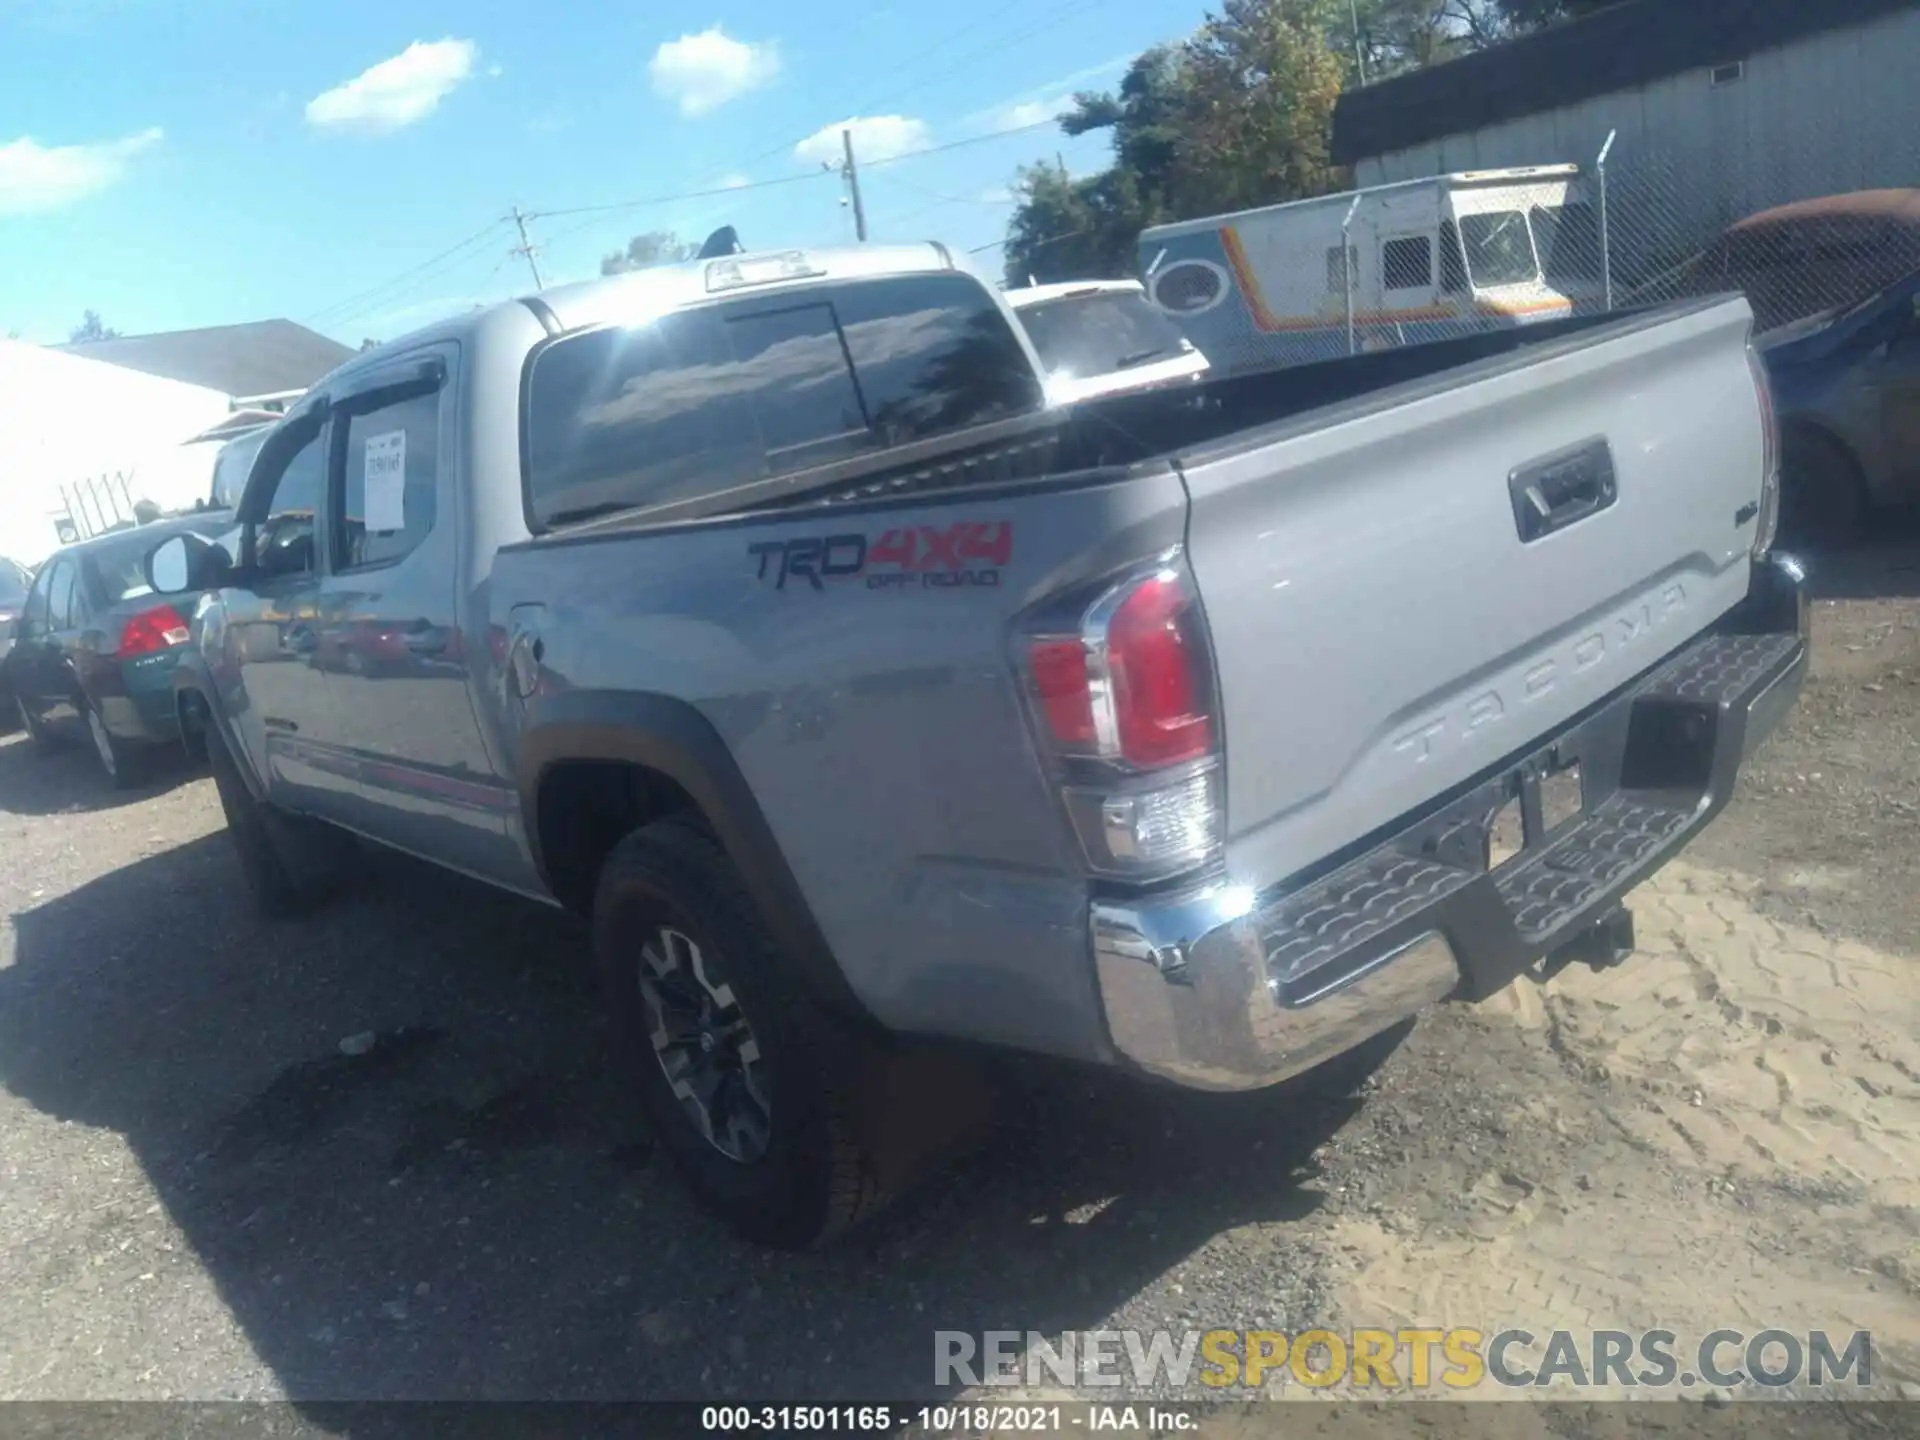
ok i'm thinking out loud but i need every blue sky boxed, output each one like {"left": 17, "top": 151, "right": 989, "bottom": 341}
{"left": 0, "top": 0, "right": 1201, "bottom": 347}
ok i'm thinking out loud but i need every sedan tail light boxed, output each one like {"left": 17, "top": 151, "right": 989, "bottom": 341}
{"left": 118, "top": 603, "right": 192, "bottom": 659}
{"left": 1017, "top": 554, "right": 1224, "bottom": 881}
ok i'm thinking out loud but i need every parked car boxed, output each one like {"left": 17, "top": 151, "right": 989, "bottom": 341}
{"left": 0, "top": 557, "right": 33, "bottom": 729}
{"left": 1753, "top": 266, "right": 1920, "bottom": 546}
{"left": 7, "top": 514, "right": 238, "bottom": 785}
{"left": 143, "top": 242, "right": 1803, "bottom": 1248}
{"left": 1005, "top": 279, "right": 1209, "bottom": 402}
{"left": 1637, "top": 189, "right": 1920, "bottom": 334}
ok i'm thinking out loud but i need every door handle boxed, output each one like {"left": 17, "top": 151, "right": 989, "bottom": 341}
{"left": 1509, "top": 439, "right": 1618, "bottom": 544}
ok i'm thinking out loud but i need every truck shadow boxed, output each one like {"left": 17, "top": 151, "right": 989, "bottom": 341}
{"left": 0, "top": 834, "right": 1351, "bottom": 1402}
{"left": 1799, "top": 525, "right": 1920, "bottom": 600}
{"left": 0, "top": 731, "right": 204, "bottom": 817}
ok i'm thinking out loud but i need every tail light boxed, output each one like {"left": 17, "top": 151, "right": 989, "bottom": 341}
{"left": 118, "top": 603, "right": 191, "bottom": 659}
{"left": 1746, "top": 340, "right": 1780, "bottom": 559}
{"left": 1018, "top": 554, "right": 1223, "bottom": 881}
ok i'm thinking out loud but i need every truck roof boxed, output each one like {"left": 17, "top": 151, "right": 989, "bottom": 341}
{"left": 536, "top": 241, "right": 967, "bottom": 332}
{"left": 1004, "top": 279, "right": 1145, "bottom": 309}
{"left": 315, "top": 241, "right": 975, "bottom": 398}
{"left": 1139, "top": 165, "right": 1582, "bottom": 243}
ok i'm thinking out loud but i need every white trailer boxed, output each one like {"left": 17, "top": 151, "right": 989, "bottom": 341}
{"left": 1138, "top": 166, "right": 1605, "bottom": 375}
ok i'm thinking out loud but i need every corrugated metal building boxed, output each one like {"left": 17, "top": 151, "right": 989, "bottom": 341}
{"left": 1331, "top": 0, "right": 1920, "bottom": 282}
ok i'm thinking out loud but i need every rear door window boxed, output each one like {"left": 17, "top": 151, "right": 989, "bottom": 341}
{"left": 1015, "top": 289, "right": 1191, "bottom": 377}
{"left": 45, "top": 561, "right": 78, "bottom": 632}
{"left": 523, "top": 272, "right": 1043, "bottom": 527}
{"left": 19, "top": 567, "right": 52, "bottom": 638}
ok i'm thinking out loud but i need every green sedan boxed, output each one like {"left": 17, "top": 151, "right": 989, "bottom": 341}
{"left": 7, "top": 514, "right": 234, "bottom": 787}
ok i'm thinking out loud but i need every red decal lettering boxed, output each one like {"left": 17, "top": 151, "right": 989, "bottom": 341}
{"left": 868, "top": 528, "right": 917, "bottom": 569}
{"left": 958, "top": 520, "right": 1012, "bottom": 567}
{"left": 914, "top": 524, "right": 964, "bottom": 572}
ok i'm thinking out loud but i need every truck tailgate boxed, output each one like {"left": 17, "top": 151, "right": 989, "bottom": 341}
{"left": 1178, "top": 298, "right": 1767, "bottom": 889}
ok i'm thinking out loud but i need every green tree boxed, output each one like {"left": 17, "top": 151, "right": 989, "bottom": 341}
{"left": 1003, "top": 163, "right": 1154, "bottom": 286}
{"left": 68, "top": 310, "right": 120, "bottom": 344}
{"left": 1005, "top": 1, "right": 1347, "bottom": 281}
{"left": 1180, "top": 0, "right": 1349, "bottom": 215}
{"left": 601, "top": 231, "right": 698, "bottom": 276}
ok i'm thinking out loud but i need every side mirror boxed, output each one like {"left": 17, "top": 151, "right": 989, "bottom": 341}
{"left": 146, "top": 533, "right": 228, "bottom": 594}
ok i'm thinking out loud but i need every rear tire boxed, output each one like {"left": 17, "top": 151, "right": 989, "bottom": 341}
{"left": 16, "top": 696, "right": 53, "bottom": 751}
{"left": 205, "top": 723, "right": 356, "bottom": 917}
{"left": 592, "top": 819, "right": 897, "bottom": 1249}
{"left": 85, "top": 700, "right": 146, "bottom": 790}
{"left": 1780, "top": 428, "right": 1867, "bottom": 551}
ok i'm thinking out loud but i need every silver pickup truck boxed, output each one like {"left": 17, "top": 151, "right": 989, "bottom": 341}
{"left": 145, "top": 242, "right": 1807, "bottom": 1248}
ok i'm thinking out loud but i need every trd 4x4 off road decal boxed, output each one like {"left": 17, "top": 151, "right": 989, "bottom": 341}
{"left": 750, "top": 521, "right": 1011, "bottom": 592}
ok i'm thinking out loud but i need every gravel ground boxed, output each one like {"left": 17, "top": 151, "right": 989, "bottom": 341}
{"left": 1, "top": 542, "right": 1916, "bottom": 1419}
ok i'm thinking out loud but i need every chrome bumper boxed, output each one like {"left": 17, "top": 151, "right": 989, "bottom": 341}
{"left": 1091, "top": 554, "right": 1809, "bottom": 1092}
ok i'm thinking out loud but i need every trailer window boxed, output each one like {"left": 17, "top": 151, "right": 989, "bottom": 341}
{"left": 1459, "top": 211, "right": 1539, "bottom": 287}
{"left": 1381, "top": 236, "right": 1433, "bottom": 291}
{"left": 1439, "top": 221, "right": 1468, "bottom": 294}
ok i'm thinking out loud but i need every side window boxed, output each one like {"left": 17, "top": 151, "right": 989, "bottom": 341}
{"left": 338, "top": 384, "right": 442, "bottom": 569}
{"left": 1439, "top": 222, "right": 1468, "bottom": 294}
{"left": 46, "top": 561, "right": 77, "bottom": 631}
{"left": 1382, "top": 236, "right": 1434, "bottom": 291}
{"left": 20, "top": 568, "right": 52, "bottom": 638}
{"left": 1326, "top": 245, "right": 1358, "bottom": 292}
{"left": 833, "top": 273, "right": 1043, "bottom": 444}
{"left": 252, "top": 426, "right": 327, "bottom": 581}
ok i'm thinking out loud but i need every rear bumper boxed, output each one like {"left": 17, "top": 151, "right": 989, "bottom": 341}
{"left": 1091, "top": 553, "right": 1809, "bottom": 1091}
{"left": 98, "top": 653, "right": 186, "bottom": 745}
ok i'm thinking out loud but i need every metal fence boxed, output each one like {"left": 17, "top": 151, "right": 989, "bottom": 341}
{"left": 1595, "top": 136, "right": 1920, "bottom": 334}
{"left": 1173, "top": 132, "right": 1920, "bottom": 377}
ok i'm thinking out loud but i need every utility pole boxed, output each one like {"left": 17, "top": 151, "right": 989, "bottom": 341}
{"left": 509, "top": 206, "right": 546, "bottom": 288}
{"left": 840, "top": 129, "right": 868, "bottom": 243}
{"left": 1349, "top": 0, "right": 1368, "bottom": 84}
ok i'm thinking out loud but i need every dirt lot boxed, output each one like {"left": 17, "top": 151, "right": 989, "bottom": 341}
{"left": 0, "top": 543, "right": 1916, "bottom": 1419}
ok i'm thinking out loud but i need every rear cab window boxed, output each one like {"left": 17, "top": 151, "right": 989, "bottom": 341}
{"left": 522, "top": 271, "right": 1043, "bottom": 529}
{"left": 1014, "top": 289, "right": 1192, "bottom": 379}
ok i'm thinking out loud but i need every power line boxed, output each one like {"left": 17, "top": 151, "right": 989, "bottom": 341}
{"left": 528, "top": 170, "right": 835, "bottom": 225}
{"left": 302, "top": 219, "right": 509, "bottom": 329}
{"left": 865, "top": 118, "right": 1060, "bottom": 168}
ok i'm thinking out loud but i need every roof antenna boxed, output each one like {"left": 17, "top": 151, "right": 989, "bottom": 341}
{"left": 697, "top": 225, "right": 744, "bottom": 259}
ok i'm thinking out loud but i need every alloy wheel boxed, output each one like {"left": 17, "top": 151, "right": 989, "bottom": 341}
{"left": 635, "top": 924, "right": 772, "bottom": 1163}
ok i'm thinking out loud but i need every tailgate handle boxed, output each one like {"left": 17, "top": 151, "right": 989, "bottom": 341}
{"left": 1509, "top": 439, "right": 1617, "bottom": 543}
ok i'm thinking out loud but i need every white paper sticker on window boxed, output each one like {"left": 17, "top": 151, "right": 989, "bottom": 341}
{"left": 363, "top": 430, "right": 407, "bottom": 534}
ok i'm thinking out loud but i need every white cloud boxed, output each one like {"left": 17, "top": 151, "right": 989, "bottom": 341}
{"left": 0, "top": 127, "right": 162, "bottom": 214}
{"left": 306, "top": 39, "right": 479, "bottom": 134}
{"left": 977, "top": 185, "right": 1015, "bottom": 204}
{"left": 649, "top": 27, "right": 779, "bottom": 117}
{"left": 793, "top": 114, "right": 930, "bottom": 167}
{"left": 993, "top": 94, "right": 1078, "bottom": 131}
{"left": 712, "top": 172, "right": 751, "bottom": 190}
{"left": 972, "top": 55, "right": 1132, "bottom": 134}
